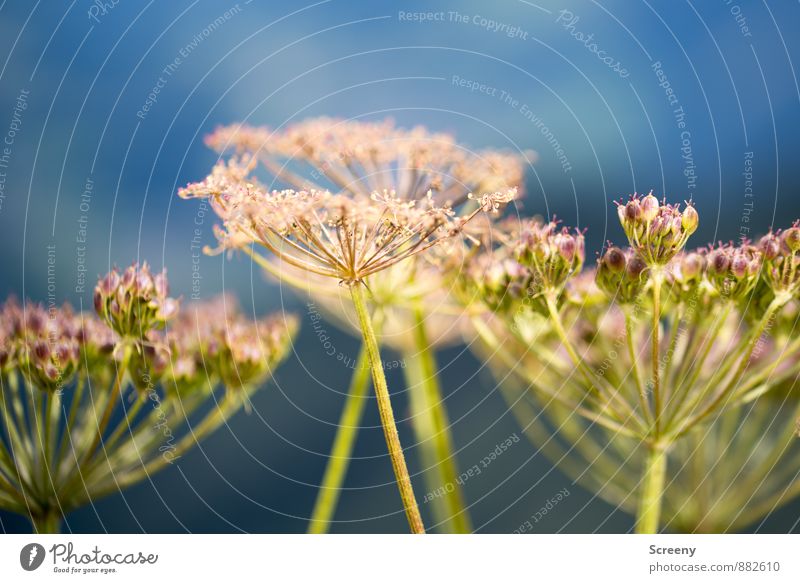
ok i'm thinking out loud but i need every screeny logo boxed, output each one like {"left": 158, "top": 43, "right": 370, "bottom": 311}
{"left": 20, "top": 543, "right": 46, "bottom": 571}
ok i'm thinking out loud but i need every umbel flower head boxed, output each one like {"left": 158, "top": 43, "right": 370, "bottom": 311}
{"left": 93, "top": 262, "right": 180, "bottom": 337}
{"left": 758, "top": 222, "right": 800, "bottom": 297}
{"left": 204, "top": 117, "right": 527, "bottom": 201}
{"left": 455, "top": 217, "right": 585, "bottom": 315}
{"left": 596, "top": 246, "right": 647, "bottom": 304}
{"left": 180, "top": 172, "right": 516, "bottom": 284}
{"left": 1, "top": 300, "right": 80, "bottom": 392}
{"left": 704, "top": 241, "right": 763, "bottom": 301}
{"left": 0, "top": 276, "right": 298, "bottom": 532}
{"left": 515, "top": 218, "right": 585, "bottom": 298}
{"left": 616, "top": 192, "right": 698, "bottom": 266}
{"left": 167, "top": 295, "right": 298, "bottom": 392}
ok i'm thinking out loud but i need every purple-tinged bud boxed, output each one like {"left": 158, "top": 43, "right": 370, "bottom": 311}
{"left": 759, "top": 234, "right": 780, "bottom": 260}
{"left": 731, "top": 253, "right": 749, "bottom": 279}
{"left": 627, "top": 255, "right": 647, "bottom": 279}
{"left": 781, "top": 226, "right": 800, "bottom": 252}
{"left": 682, "top": 204, "right": 699, "bottom": 233}
{"left": 556, "top": 232, "right": 576, "bottom": 263}
{"left": 640, "top": 194, "right": 659, "bottom": 222}
{"left": 33, "top": 340, "right": 50, "bottom": 362}
{"left": 625, "top": 200, "right": 641, "bottom": 222}
{"left": 605, "top": 247, "right": 626, "bottom": 273}
{"left": 681, "top": 252, "right": 703, "bottom": 280}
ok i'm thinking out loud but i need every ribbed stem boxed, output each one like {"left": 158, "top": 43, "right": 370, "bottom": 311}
{"left": 650, "top": 270, "right": 663, "bottom": 437}
{"left": 349, "top": 282, "right": 425, "bottom": 534}
{"left": 308, "top": 343, "right": 372, "bottom": 534}
{"left": 404, "top": 306, "right": 471, "bottom": 533}
{"left": 84, "top": 345, "right": 132, "bottom": 465}
{"left": 635, "top": 442, "right": 667, "bottom": 534}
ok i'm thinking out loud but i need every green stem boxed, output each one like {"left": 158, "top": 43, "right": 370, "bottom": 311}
{"left": 544, "top": 295, "right": 643, "bottom": 431}
{"left": 84, "top": 345, "right": 132, "bottom": 465}
{"left": 404, "top": 306, "right": 471, "bottom": 533}
{"left": 635, "top": 442, "right": 668, "bottom": 534}
{"left": 308, "top": 343, "right": 372, "bottom": 534}
{"left": 624, "top": 308, "right": 650, "bottom": 425}
{"left": 55, "top": 374, "right": 85, "bottom": 479}
{"left": 349, "top": 282, "right": 425, "bottom": 534}
{"left": 30, "top": 507, "right": 62, "bottom": 534}
{"left": 651, "top": 270, "right": 664, "bottom": 437}
{"left": 672, "top": 297, "right": 786, "bottom": 438}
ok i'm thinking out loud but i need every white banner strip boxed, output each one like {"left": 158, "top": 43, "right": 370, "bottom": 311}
{"left": 1, "top": 534, "right": 798, "bottom": 581}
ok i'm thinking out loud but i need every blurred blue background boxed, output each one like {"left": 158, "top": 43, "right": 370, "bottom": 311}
{"left": 1, "top": 0, "right": 799, "bottom": 532}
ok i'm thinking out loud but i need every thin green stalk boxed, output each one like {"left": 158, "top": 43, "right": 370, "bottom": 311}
{"left": 635, "top": 442, "right": 668, "bottom": 533}
{"left": 55, "top": 374, "right": 85, "bottom": 478}
{"left": 624, "top": 308, "right": 650, "bottom": 424}
{"left": 308, "top": 343, "right": 372, "bottom": 534}
{"left": 29, "top": 507, "right": 61, "bottom": 534}
{"left": 544, "top": 295, "right": 643, "bottom": 431}
{"left": 673, "top": 297, "right": 786, "bottom": 438}
{"left": 404, "top": 306, "right": 471, "bottom": 533}
{"left": 650, "top": 270, "right": 664, "bottom": 437}
{"left": 83, "top": 344, "right": 132, "bottom": 465}
{"left": 663, "top": 303, "right": 732, "bottom": 429}
{"left": 349, "top": 282, "right": 425, "bottom": 534}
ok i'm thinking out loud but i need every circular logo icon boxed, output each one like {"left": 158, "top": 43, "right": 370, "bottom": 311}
{"left": 20, "top": 543, "right": 46, "bottom": 571}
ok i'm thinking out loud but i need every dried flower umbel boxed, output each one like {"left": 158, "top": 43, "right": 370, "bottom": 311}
{"left": 0, "top": 271, "right": 296, "bottom": 533}
{"left": 180, "top": 118, "right": 519, "bottom": 534}
{"left": 462, "top": 197, "right": 800, "bottom": 533}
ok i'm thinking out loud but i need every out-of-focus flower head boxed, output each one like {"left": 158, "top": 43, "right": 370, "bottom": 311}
{"left": 203, "top": 117, "right": 527, "bottom": 204}
{"left": 704, "top": 241, "right": 763, "bottom": 302}
{"left": 165, "top": 296, "right": 298, "bottom": 393}
{"left": 665, "top": 251, "right": 706, "bottom": 301}
{"left": 93, "top": 262, "right": 180, "bottom": 338}
{"left": 758, "top": 222, "right": 800, "bottom": 298}
{"left": 515, "top": 218, "right": 585, "bottom": 298}
{"left": 596, "top": 246, "right": 648, "bottom": 304}
{"left": 3, "top": 300, "right": 80, "bottom": 392}
{"left": 616, "top": 193, "right": 698, "bottom": 266}
{"left": 205, "top": 312, "right": 298, "bottom": 391}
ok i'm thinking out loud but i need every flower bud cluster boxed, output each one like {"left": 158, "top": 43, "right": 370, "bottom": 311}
{"left": 616, "top": 193, "right": 698, "bottom": 265}
{"left": 758, "top": 223, "right": 800, "bottom": 297}
{"left": 166, "top": 296, "right": 298, "bottom": 393}
{"left": 665, "top": 251, "right": 706, "bottom": 301}
{"left": 596, "top": 246, "right": 648, "bottom": 304}
{"left": 704, "top": 242, "right": 763, "bottom": 301}
{"left": 0, "top": 300, "right": 81, "bottom": 391}
{"left": 515, "top": 219, "right": 585, "bottom": 297}
{"left": 93, "top": 262, "right": 180, "bottom": 338}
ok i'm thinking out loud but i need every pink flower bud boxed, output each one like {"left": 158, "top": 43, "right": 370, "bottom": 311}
{"left": 682, "top": 204, "right": 699, "bottom": 233}
{"left": 640, "top": 194, "right": 659, "bottom": 222}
